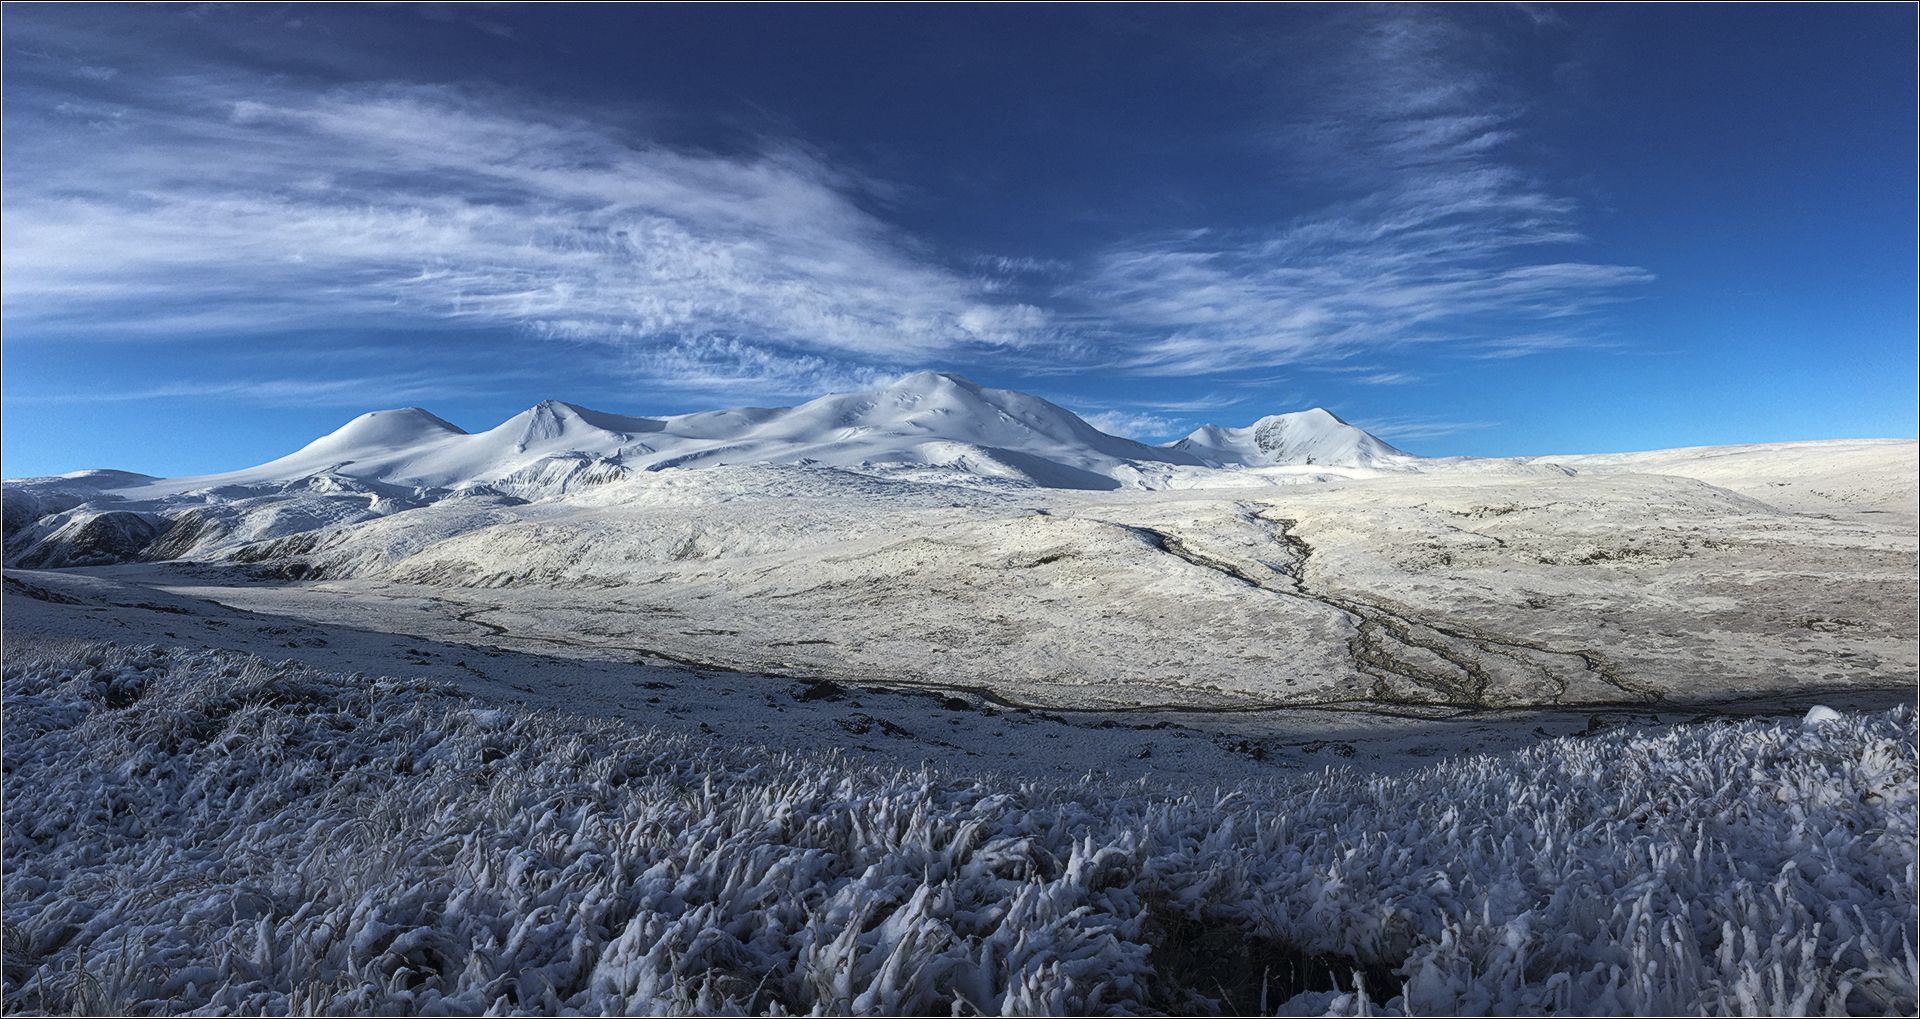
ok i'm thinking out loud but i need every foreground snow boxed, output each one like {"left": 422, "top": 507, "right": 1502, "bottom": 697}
{"left": 4, "top": 645, "right": 1915, "bottom": 1015}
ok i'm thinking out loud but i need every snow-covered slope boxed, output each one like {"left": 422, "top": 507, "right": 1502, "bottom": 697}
{"left": 12, "top": 372, "right": 1912, "bottom": 585}
{"left": 127, "top": 402, "right": 639, "bottom": 498}
{"left": 626, "top": 371, "right": 1207, "bottom": 488}
{"left": 1168, "top": 408, "right": 1408, "bottom": 468}
{"left": 1537, "top": 439, "right": 1920, "bottom": 517}
{"left": 3, "top": 373, "right": 1422, "bottom": 568}
{"left": 112, "top": 373, "right": 1226, "bottom": 497}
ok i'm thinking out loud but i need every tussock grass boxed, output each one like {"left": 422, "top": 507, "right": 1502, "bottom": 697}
{"left": 4, "top": 643, "right": 1913, "bottom": 1015}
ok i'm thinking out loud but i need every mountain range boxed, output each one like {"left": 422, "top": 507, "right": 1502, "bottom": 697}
{"left": 1, "top": 371, "right": 1415, "bottom": 569}
{"left": 59, "top": 372, "right": 1413, "bottom": 496}
{"left": 17, "top": 370, "right": 1910, "bottom": 576}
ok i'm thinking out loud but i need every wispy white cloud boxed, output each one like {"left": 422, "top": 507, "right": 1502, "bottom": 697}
{"left": 1355, "top": 371, "right": 1423, "bottom": 385}
{"left": 1078, "top": 409, "right": 1190, "bottom": 441}
{"left": 1355, "top": 416, "right": 1500, "bottom": 442}
{"left": 617, "top": 336, "right": 895, "bottom": 399}
{"left": 1470, "top": 332, "right": 1612, "bottom": 359}
{"left": 1085, "top": 8, "right": 1649, "bottom": 376}
{"left": 7, "top": 370, "right": 514, "bottom": 408}
{"left": 1, "top": 7, "right": 1648, "bottom": 408}
{"left": 2, "top": 76, "right": 1049, "bottom": 377}
{"left": 1139, "top": 391, "right": 1253, "bottom": 412}
{"left": 973, "top": 254, "right": 1071, "bottom": 277}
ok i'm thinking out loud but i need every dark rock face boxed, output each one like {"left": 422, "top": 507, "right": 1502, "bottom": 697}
{"left": 11, "top": 511, "right": 163, "bottom": 569}
{"left": 142, "top": 508, "right": 229, "bottom": 562}
{"left": 3, "top": 489, "right": 85, "bottom": 542}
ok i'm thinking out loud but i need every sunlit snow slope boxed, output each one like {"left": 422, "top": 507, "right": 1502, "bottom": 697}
{"left": 117, "top": 372, "right": 1241, "bottom": 497}
{"left": 1168, "top": 408, "right": 1409, "bottom": 468}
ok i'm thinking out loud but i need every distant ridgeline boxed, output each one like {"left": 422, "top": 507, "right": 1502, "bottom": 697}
{"left": 1, "top": 373, "right": 1414, "bottom": 568}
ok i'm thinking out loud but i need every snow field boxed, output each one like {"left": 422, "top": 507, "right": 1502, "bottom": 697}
{"left": 4, "top": 643, "right": 1914, "bottom": 1015}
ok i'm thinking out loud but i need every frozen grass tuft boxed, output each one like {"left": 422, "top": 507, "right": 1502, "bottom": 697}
{"left": 4, "top": 643, "right": 1914, "bottom": 1015}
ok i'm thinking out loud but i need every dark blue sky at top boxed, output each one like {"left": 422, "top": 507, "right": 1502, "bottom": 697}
{"left": 3, "top": 3, "right": 1913, "bottom": 477}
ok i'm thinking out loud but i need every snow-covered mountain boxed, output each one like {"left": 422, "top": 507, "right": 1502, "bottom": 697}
{"left": 1166, "top": 408, "right": 1408, "bottom": 468}
{"left": 93, "top": 372, "right": 1406, "bottom": 499}
{"left": 2, "top": 372, "right": 1422, "bottom": 568}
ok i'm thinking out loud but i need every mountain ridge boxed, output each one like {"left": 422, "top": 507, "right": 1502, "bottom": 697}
{"left": 4, "top": 371, "right": 1912, "bottom": 574}
{"left": 1169, "top": 408, "right": 1408, "bottom": 468}
{"left": 71, "top": 372, "right": 1405, "bottom": 496}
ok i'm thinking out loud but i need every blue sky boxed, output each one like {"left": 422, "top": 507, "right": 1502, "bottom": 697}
{"left": 3, "top": 4, "right": 1914, "bottom": 477}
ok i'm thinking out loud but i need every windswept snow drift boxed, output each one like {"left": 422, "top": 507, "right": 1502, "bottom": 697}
{"left": 4, "top": 644, "right": 1914, "bottom": 1016}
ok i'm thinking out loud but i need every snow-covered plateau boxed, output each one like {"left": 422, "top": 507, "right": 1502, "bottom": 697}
{"left": 5, "top": 372, "right": 1914, "bottom": 710}
{"left": 4, "top": 372, "right": 1917, "bottom": 1015}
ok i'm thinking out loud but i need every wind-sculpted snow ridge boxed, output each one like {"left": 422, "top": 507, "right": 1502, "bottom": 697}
{"left": 5, "top": 644, "right": 1915, "bottom": 1016}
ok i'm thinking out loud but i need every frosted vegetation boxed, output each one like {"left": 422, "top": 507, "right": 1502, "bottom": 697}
{"left": 5, "top": 644, "right": 1915, "bottom": 1015}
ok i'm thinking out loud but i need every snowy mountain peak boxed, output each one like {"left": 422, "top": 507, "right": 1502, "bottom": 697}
{"left": 501, "top": 401, "right": 594, "bottom": 452}
{"left": 825, "top": 372, "right": 1187, "bottom": 465}
{"left": 733, "top": 372, "right": 1188, "bottom": 486}
{"left": 297, "top": 407, "right": 467, "bottom": 459}
{"left": 1287, "top": 407, "right": 1345, "bottom": 424}
{"left": 32, "top": 380, "right": 1412, "bottom": 500}
{"left": 1169, "top": 409, "right": 1405, "bottom": 468}
{"left": 888, "top": 369, "right": 980, "bottom": 392}
{"left": 867, "top": 372, "right": 1013, "bottom": 418}
{"left": 492, "top": 401, "right": 667, "bottom": 451}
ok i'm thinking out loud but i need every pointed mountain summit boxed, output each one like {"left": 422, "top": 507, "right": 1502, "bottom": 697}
{"left": 487, "top": 401, "right": 666, "bottom": 451}
{"left": 1168, "top": 408, "right": 1406, "bottom": 468}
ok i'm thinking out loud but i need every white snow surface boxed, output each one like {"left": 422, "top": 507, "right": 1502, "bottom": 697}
{"left": 7, "top": 379, "right": 1915, "bottom": 1016}
{"left": 4, "top": 397, "right": 1913, "bottom": 712}
{"left": 100, "top": 372, "right": 1228, "bottom": 497}
{"left": 4, "top": 642, "right": 1914, "bottom": 1015}
{"left": 3, "top": 377, "right": 1913, "bottom": 711}
{"left": 1169, "top": 408, "right": 1409, "bottom": 468}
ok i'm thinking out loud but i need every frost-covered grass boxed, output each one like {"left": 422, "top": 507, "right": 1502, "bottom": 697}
{"left": 4, "top": 643, "right": 1914, "bottom": 1015}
